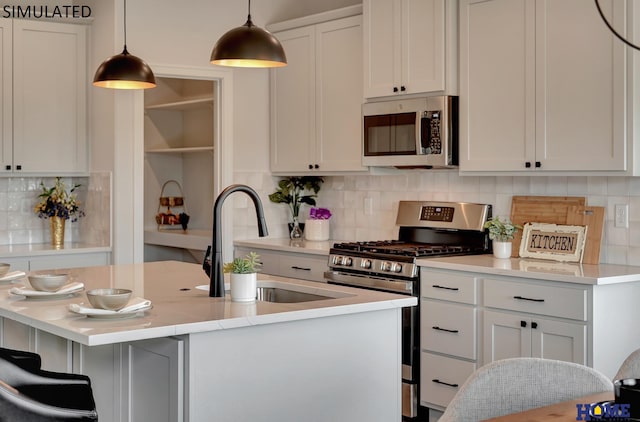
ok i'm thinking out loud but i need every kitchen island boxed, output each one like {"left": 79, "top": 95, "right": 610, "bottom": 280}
{"left": 0, "top": 261, "right": 415, "bottom": 422}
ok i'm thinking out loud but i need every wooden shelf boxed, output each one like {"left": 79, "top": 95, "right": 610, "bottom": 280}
{"left": 145, "top": 146, "right": 213, "bottom": 154}
{"left": 145, "top": 96, "right": 213, "bottom": 112}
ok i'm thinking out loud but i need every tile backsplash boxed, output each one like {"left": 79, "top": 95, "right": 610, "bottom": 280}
{"left": 234, "top": 170, "right": 640, "bottom": 266}
{"left": 0, "top": 173, "right": 111, "bottom": 247}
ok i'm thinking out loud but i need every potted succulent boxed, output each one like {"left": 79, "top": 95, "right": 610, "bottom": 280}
{"left": 223, "top": 252, "right": 262, "bottom": 302}
{"left": 268, "top": 176, "right": 324, "bottom": 238}
{"left": 483, "top": 216, "right": 523, "bottom": 259}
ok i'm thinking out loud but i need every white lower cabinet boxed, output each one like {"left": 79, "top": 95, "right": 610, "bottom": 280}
{"left": 120, "top": 337, "right": 185, "bottom": 422}
{"left": 235, "top": 246, "right": 328, "bottom": 283}
{"left": 1, "top": 252, "right": 110, "bottom": 272}
{"left": 420, "top": 267, "right": 598, "bottom": 414}
{"left": 483, "top": 310, "right": 586, "bottom": 365}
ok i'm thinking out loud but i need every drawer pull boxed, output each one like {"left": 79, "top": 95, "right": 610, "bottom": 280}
{"left": 432, "top": 379, "right": 459, "bottom": 388}
{"left": 432, "top": 326, "right": 459, "bottom": 334}
{"left": 432, "top": 284, "right": 459, "bottom": 291}
{"left": 291, "top": 266, "right": 311, "bottom": 271}
{"left": 513, "top": 295, "right": 545, "bottom": 303}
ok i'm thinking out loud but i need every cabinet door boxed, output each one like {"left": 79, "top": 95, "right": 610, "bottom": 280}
{"left": 459, "top": 0, "right": 535, "bottom": 172}
{"left": 121, "top": 337, "right": 185, "bottom": 422}
{"left": 530, "top": 317, "right": 587, "bottom": 365}
{"left": 315, "top": 15, "right": 365, "bottom": 172}
{"left": 401, "top": 0, "right": 445, "bottom": 94}
{"left": 363, "top": 0, "right": 399, "bottom": 98}
{"left": 534, "top": 0, "right": 626, "bottom": 171}
{"left": 483, "top": 310, "right": 531, "bottom": 364}
{"left": 13, "top": 20, "right": 87, "bottom": 173}
{"left": 0, "top": 20, "right": 10, "bottom": 173}
{"left": 270, "top": 26, "right": 316, "bottom": 173}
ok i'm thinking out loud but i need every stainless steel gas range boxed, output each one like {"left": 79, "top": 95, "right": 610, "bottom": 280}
{"left": 325, "top": 201, "right": 492, "bottom": 421}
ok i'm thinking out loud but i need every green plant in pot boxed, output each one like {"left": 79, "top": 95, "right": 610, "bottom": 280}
{"left": 483, "top": 216, "right": 522, "bottom": 259}
{"left": 223, "top": 252, "right": 262, "bottom": 302}
{"left": 268, "top": 176, "right": 324, "bottom": 238}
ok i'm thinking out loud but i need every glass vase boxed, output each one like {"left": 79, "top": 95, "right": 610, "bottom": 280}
{"left": 290, "top": 217, "right": 303, "bottom": 239}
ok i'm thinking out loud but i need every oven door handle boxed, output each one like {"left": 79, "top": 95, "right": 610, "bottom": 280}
{"left": 324, "top": 271, "right": 413, "bottom": 295}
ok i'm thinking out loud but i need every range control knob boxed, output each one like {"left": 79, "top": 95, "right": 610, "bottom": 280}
{"left": 342, "top": 257, "right": 353, "bottom": 267}
{"left": 380, "top": 261, "right": 392, "bottom": 272}
{"left": 360, "top": 259, "right": 372, "bottom": 269}
{"left": 390, "top": 263, "right": 403, "bottom": 273}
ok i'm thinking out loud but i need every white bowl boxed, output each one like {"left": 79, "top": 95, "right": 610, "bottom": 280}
{"left": 0, "top": 263, "right": 9, "bottom": 277}
{"left": 86, "top": 288, "right": 132, "bottom": 311}
{"left": 28, "top": 273, "right": 69, "bottom": 292}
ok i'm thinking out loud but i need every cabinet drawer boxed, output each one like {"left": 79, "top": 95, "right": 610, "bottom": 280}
{"left": 278, "top": 255, "right": 328, "bottom": 282}
{"left": 421, "top": 269, "right": 477, "bottom": 304}
{"left": 421, "top": 352, "right": 476, "bottom": 409}
{"left": 421, "top": 300, "right": 476, "bottom": 360}
{"left": 484, "top": 278, "right": 587, "bottom": 321}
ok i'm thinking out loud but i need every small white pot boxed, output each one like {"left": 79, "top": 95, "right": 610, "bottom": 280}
{"left": 305, "top": 219, "right": 330, "bottom": 241}
{"left": 492, "top": 240, "right": 512, "bottom": 259}
{"left": 230, "top": 273, "right": 257, "bottom": 302}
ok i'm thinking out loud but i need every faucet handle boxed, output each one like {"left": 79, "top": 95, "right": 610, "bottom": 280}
{"left": 202, "top": 245, "right": 212, "bottom": 277}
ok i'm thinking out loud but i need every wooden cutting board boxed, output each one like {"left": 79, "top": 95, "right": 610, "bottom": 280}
{"left": 510, "top": 196, "right": 587, "bottom": 257}
{"left": 565, "top": 205, "right": 605, "bottom": 264}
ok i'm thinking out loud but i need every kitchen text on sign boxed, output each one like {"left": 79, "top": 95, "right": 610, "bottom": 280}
{"left": 528, "top": 232, "right": 577, "bottom": 253}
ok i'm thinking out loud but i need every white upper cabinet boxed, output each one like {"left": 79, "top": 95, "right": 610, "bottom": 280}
{"left": 363, "top": 0, "right": 456, "bottom": 98}
{"left": 10, "top": 19, "right": 87, "bottom": 174}
{"left": 459, "top": 0, "right": 628, "bottom": 173}
{"left": 270, "top": 8, "right": 366, "bottom": 174}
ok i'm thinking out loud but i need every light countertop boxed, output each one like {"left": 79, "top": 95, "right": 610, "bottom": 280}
{"left": 0, "top": 261, "right": 415, "bottom": 346}
{"left": 417, "top": 254, "right": 640, "bottom": 285}
{"left": 0, "top": 243, "right": 110, "bottom": 258}
{"left": 234, "top": 238, "right": 339, "bottom": 255}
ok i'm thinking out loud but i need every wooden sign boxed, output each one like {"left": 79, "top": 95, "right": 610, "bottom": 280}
{"left": 519, "top": 223, "right": 587, "bottom": 263}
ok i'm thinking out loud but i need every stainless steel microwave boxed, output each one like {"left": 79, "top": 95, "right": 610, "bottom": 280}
{"left": 362, "top": 96, "right": 458, "bottom": 168}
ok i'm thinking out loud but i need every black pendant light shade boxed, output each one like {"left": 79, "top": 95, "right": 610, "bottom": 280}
{"left": 210, "top": 1, "right": 287, "bottom": 68}
{"left": 93, "top": 0, "right": 156, "bottom": 89}
{"left": 93, "top": 46, "right": 156, "bottom": 89}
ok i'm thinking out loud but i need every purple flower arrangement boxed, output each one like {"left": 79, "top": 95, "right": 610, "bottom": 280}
{"left": 309, "top": 207, "right": 332, "bottom": 220}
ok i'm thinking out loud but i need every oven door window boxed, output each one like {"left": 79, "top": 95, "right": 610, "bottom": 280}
{"left": 364, "top": 112, "right": 416, "bottom": 156}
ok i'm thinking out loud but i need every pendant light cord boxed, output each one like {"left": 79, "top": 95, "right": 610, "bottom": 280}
{"left": 123, "top": 0, "right": 128, "bottom": 52}
{"left": 595, "top": 0, "right": 640, "bottom": 51}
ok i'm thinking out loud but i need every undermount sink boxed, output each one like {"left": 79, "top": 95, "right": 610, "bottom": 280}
{"left": 195, "top": 280, "right": 354, "bottom": 303}
{"left": 256, "top": 286, "right": 331, "bottom": 303}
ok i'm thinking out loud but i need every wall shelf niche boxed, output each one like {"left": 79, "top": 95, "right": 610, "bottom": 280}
{"left": 144, "top": 76, "right": 216, "bottom": 261}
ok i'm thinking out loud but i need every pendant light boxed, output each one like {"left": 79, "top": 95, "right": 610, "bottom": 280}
{"left": 93, "top": 0, "right": 156, "bottom": 89}
{"left": 595, "top": 0, "right": 640, "bottom": 51}
{"left": 210, "top": 0, "right": 287, "bottom": 68}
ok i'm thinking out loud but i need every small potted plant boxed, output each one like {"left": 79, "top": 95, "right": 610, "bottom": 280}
{"left": 483, "top": 216, "right": 522, "bottom": 259}
{"left": 34, "top": 177, "right": 85, "bottom": 247}
{"left": 223, "top": 252, "right": 262, "bottom": 302}
{"left": 268, "top": 176, "right": 324, "bottom": 238}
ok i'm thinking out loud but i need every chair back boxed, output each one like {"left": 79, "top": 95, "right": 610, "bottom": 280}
{"left": 615, "top": 348, "right": 640, "bottom": 381}
{"left": 439, "top": 357, "right": 613, "bottom": 422}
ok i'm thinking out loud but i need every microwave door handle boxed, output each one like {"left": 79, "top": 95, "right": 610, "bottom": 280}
{"left": 416, "top": 113, "right": 424, "bottom": 155}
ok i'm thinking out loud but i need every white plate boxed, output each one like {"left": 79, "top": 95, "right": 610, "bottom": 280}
{"left": 68, "top": 304, "right": 153, "bottom": 319}
{"left": 10, "top": 283, "right": 84, "bottom": 300}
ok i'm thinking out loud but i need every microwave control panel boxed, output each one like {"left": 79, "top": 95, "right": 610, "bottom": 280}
{"left": 421, "top": 111, "right": 442, "bottom": 154}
